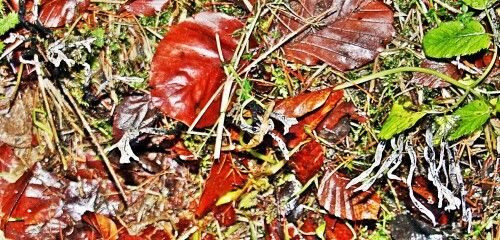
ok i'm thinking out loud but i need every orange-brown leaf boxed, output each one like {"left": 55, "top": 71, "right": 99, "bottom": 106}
{"left": 288, "top": 141, "right": 324, "bottom": 185}
{"left": 82, "top": 212, "right": 119, "bottom": 240}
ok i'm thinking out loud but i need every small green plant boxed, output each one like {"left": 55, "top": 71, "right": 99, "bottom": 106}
{"left": 0, "top": 2, "right": 19, "bottom": 53}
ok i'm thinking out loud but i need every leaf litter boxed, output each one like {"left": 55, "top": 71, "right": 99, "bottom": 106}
{"left": 0, "top": 0, "right": 499, "bottom": 238}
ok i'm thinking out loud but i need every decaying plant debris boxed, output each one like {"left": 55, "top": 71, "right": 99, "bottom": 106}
{"left": 0, "top": 0, "right": 500, "bottom": 239}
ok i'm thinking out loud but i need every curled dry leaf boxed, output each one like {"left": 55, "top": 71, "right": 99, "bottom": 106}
{"left": 317, "top": 170, "right": 381, "bottom": 220}
{"left": 275, "top": 0, "right": 395, "bottom": 70}
{"left": 195, "top": 153, "right": 248, "bottom": 217}
{"left": 82, "top": 212, "right": 119, "bottom": 240}
{"left": 122, "top": 0, "right": 171, "bottom": 17}
{"left": 276, "top": 89, "right": 343, "bottom": 148}
{"left": 411, "top": 59, "right": 462, "bottom": 88}
{"left": 38, "top": 0, "right": 90, "bottom": 28}
{"left": 288, "top": 140, "right": 324, "bottom": 185}
{"left": 150, "top": 12, "right": 244, "bottom": 128}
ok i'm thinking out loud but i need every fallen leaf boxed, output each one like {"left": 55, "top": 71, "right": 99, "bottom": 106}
{"left": 195, "top": 153, "right": 248, "bottom": 217}
{"left": 274, "top": 87, "right": 333, "bottom": 118}
{"left": 113, "top": 94, "right": 159, "bottom": 141}
{"left": 0, "top": 87, "right": 34, "bottom": 148}
{"left": 288, "top": 140, "right": 324, "bottom": 185}
{"left": 82, "top": 212, "right": 119, "bottom": 240}
{"left": 317, "top": 170, "right": 381, "bottom": 220}
{"left": 275, "top": 0, "right": 395, "bottom": 70}
{"left": 411, "top": 59, "right": 462, "bottom": 88}
{"left": 122, "top": 0, "right": 171, "bottom": 16}
{"left": 324, "top": 215, "right": 353, "bottom": 240}
{"left": 38, "top": 0, "right": 90, "bottom": 28}
{"left": 280, "top": 89, "right": 344, "bottom": 148}
{"left": 316, "top": 101, "right": 367, "bottom": 143}
{"left": 150, "top": 12, "right": 244, "bottom": 128}
{"left": 214, "top": 203, "right": 237, "bottom": 226}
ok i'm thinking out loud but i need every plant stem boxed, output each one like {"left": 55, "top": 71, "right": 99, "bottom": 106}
{"left": 333, "top": 66, "right": 484, "bottom": 101}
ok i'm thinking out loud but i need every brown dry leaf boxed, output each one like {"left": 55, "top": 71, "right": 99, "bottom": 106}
{"left": 411, "top": 59, "right": 462, "bottom": 88}
{"left": 288, "top": 140, "right": 324, "bottom": 185}
{"left": 38, "top": 0, "right": 90, "bottom": 28}
{"left": 82, "top": 212, "right": 119, "bottom": 240}
{"left": 274, "top": 87, "right": 333, "bottom": 118}
{"left": 317, "top": 169, "right": 381, "bottom": 220}
{"left": 122, "top": 0, "right": 171, "bottom": 16}
{"left": 275, "top": 0, "right": 395, "bottom": 70}
{"left": 150, "top": 12, "right": 245, "bottom": 128}
{"left": 0, "top": 87, "right": 34, "bottom": 148}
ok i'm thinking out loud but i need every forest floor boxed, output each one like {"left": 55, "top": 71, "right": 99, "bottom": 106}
{"left": 0, "top": 0, "right": 500, "bottom": 239}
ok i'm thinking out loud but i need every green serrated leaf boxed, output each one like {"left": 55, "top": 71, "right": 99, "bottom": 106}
{"left": 433, "top": 115, "right": 460, "bottom": 145}
{"left": 462, "top": 0, "right": 497, "bottom": 9}
{"left": 379, "top": 98, "right": 427, "bottom": 140}
{"left": 239, "top": 190, "right": 259, "bottom": 209}
{"left": 0, "top": 12, "right": 19, "bottom": 36}
{"left": 216, "top": 189, "right": 243, "bottom": 206}
{"left": 448, "top": 100, "right": 491, "bottom": 140}
{"left": 423, "top": 20, "right": 490, "bottom": 58}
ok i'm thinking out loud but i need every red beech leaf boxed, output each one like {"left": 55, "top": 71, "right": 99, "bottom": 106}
{"left": 288, "top": 141, "right": 324, "bottom": 185}
{"left": 275, "top": 0, "right": 395, "bottom": 70}
{"left": 195, "top": 153, "right": 248, "bottom": 217}
{"left": 317, "top": 170, "right": 381, "bottom": 220}
{"left": 324, "top": 215, "right": 354, "bottom": 240}
{"left": 300, "top": 213, "right": 320, "bottom": 240}
{"left": 150, "top": 12, "right": 244, "bottom": 128}
{"left": 411, "top": 59, "right": 462, "bottom": 88}
{"left": 122, "top": 0, "right": 171, "bottom": 16}
{"left": 214, "top": 203, "right": 237, "bottom": 226}
{"left": 284, "top": 89, "right": 344, "bottom": 148}
{"left": 82, "top": 212, "right": 119, "bottom": 240}
{"left": 38, "top": 0, "right": 90, "bottom": 28}
{"left": 113, "top": 94, "right": 158, "bottom": 141}
{"left": 316, "top": 101, "right": 367, "bottom": 143}
{"left": 139, "top": 225, "right": 173, "bottom": 239}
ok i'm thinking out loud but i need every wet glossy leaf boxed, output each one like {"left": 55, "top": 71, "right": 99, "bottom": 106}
{"left": 281, "top": 89, "right": 344, "bottom": 148}
{"left": 275, "top": 0, "right": 395, "bottom": 70}
{"left": 317, "top": 170, "right": 381, "bottom": 220}
{"left": 150, "top": 12, "right": 244, "bottom": 128}
{"left": 113, "top": 94, "right": 159, "bottom": 141}
{"left": 288, "top": 141, "right": 324, "bottom": 185}
{"left": 195, "top": 153, "right": 248, "bottom": 217}
{"left": 122, "top": 0, "right": 171, "bottom": 16}
{"left": 411, "top": 59, "right": 462, "bottom": 88}
{"left": 82, "top": 212, "right": 119, "bottom": 240}
{"left": 214, "top": 203, "right": 237, "bottom": 226}
{"left": 38, "top": 0, "right": 90, "bottom": 28}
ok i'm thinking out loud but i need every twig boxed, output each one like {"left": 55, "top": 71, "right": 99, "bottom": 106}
{"left": 60, "top": 80, "right": 129, "bottom": 205}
